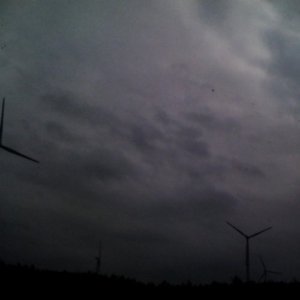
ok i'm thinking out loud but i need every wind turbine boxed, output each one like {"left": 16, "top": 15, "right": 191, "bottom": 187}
{"left": 0, "top": 97, "right": 39, "bottom": 163}
{"left": 258, "top": 256, "right": 281, "bottom": 283}
{"left": 227, "top": 221, "right": 272, "bottom": 282}
{"left": 95, "top": 241, "right": 102, "bottom": 275}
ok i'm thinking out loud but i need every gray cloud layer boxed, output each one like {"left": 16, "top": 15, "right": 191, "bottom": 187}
{"left": 1, "top": 0, "right": 300, "bottom": 283}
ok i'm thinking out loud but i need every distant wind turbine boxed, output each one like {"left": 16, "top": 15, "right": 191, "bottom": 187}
{"left": 258, "top": 256, "right": 281, "bottom": 283}
{"left": 227, "top": 221, "right": 272, "bottom": 282}
{"left": 0, "top": 97, "right": 39, "bottom": 163}
{"left": 95, "top": 241, "right": 102, "bottom": 275}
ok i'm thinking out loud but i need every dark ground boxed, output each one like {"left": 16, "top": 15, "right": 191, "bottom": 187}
{"left": 1, "top": 261, "right": 299, "bottom": 297}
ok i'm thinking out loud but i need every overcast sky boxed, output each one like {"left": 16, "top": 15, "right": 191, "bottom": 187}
{"left": 1, "top": 0, "right": 300, "bottom": 284}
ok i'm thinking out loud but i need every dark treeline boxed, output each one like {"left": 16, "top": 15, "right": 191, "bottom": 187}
{"left": 0, "top": 261, "right": 299, "bottom": 296}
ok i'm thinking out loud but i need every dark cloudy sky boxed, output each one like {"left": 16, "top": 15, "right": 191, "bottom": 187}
{"left": 1, "top": 0, "right": 300, "bottom": 284}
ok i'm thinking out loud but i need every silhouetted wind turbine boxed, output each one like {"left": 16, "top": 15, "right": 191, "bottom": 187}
{"left": 95, "top": 241, "right": 102, "bottom": 275}
{"left": 0, "top": 98, "right": 39, "bottom": 163}
{"left": 227, "top": 221, "right": 272, "bottom": 282}
{"left": 258, "top": 256, "right": 281, "bottom": 283}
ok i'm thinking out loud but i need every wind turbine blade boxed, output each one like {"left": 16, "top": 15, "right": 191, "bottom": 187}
{"left": 268, "top": 271, "right": 281, "bottom": 275}
{"left": 259, "top": 256, "right": 266, "bottom": 270}
{"left": 98, "top": 241, "right": 102, "bottom": 259}
{"left": 0, "top": 97, "right": 5, "bottom": 144}
{"left": 1, "top": 145, "right": 39, "bottom": 163}
{"left": 258, "top": 273, "right": 265, "bottom": 282}
{"left": 226, "top": 221, "right": 248, "bottom": 238}
{"left": 249, "top": 226, "right": 272, "bottom": 238}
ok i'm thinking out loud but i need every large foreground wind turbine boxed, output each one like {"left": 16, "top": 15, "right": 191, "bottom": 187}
{"left": 0, "top": 98, "right": 39, "bottom": 163}
{"left": 227, "top": 221, "right": 272, "bottom": 282}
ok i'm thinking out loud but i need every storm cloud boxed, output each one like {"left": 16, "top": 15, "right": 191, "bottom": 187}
{"left": 1, "top": 0, "right": 300, "bottom": 283}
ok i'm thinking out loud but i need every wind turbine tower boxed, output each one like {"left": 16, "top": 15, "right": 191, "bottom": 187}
{"left": 227, "top": 222, "right": 272, "bottom": 282}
